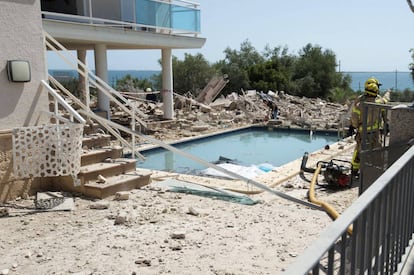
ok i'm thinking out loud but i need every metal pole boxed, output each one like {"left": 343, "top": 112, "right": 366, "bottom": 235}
{"left": 395, "top": 69, "right": 398, "bottom": 92}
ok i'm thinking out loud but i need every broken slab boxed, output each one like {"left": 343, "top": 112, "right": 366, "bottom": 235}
{"left": 35, "top": 192, "right": 75, "bottom": 211}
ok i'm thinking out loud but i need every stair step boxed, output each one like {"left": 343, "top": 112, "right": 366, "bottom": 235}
{"left": 83, "top": 123, "right": 102, "bottom": 135}
{"left": 82, "top": 133, "right": 111, "bottom": 149}
{"left": 81, "top": 146, "right": 123, "bottom": 166}
{"left": 78, "top": 158, "right": 137, "bottom": 184}
{"left": 83, "top": 169, "right": 152, "bottom": 198}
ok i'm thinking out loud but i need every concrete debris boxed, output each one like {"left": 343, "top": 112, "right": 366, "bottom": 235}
{"left": 89, "top": 201, "right": 110, "bottom": 210}
{"left": 195, "top": 75, "right": 229, "bottom": 104}
{"left": 135, "top": 258, "right": 151, "bottom": 266}
{"left": 114, "top": 212, "right": 128, "bottom": 225}
{"left": 110, "top": 90, "right": 350, "bottom": 142}
{"left": 187, "top": 206, "right": 199, "bottom": 216}
{"left": 170, "top": 231, "right": 186, "bottom": 239}
{"left": 34, "top": 192, "right": 74, "bottom": 211}
{"left": 114, "top": 191, "right": 130, "bottom": 201}
{"left": 0, "top": 207, "right": 9, "bottom": 217}
{"left": 96, "top": 174, "right": 107, "bottom": 184}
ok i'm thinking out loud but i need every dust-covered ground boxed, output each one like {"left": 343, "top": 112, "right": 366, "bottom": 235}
{"left": 0, "top": 138, "right": 359, "bottom": 275}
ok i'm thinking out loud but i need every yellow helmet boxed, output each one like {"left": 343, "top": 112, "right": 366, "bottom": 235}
{"left": 364, "top": 77, "right": 381, "bottom": 97}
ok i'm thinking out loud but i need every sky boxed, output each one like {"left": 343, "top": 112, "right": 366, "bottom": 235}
{"left": 48, "top": 0, "right": 414, "bottom": 72}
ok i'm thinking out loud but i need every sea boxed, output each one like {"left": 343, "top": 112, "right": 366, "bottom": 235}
{"left": 48, "top": 69, "right": 414, "bottom": 92}
{"left": 344, "top": 71, "right": 414, "bottom": 91}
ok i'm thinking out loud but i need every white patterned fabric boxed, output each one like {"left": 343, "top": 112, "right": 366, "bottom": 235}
{"left": 12, "top": 123, "right": 83, "bottom": 178}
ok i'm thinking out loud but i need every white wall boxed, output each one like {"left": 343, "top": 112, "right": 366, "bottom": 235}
{"left": 0, "top": 0, "right": 49, "bottom": 130}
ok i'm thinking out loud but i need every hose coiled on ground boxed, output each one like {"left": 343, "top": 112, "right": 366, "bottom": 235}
{"left": 309, "top": 163, "right": 353, "bottom": 235}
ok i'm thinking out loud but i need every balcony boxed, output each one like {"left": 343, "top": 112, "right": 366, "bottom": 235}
{"left": 41, "top": 0, "right": 201, "bottom": 37}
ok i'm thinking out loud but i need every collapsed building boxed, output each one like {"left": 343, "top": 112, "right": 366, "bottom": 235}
{"left": 114, "top": 86, "right": 351, "bottom": 142}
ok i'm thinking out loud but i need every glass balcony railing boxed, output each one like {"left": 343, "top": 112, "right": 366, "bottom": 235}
{"left": 41, "top": 0, "right": 201, "bottom": 36}
{"left": 135, "top": 0, "right": 200, "bottom": 33}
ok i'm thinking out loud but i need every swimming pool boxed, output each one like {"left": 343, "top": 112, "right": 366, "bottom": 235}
{"left": 136, "top": 127, "right": 339, "bottom": 174}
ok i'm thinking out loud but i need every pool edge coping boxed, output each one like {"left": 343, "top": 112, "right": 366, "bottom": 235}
{"left": 132, "top": 125, "right": 354, "bottom": 195}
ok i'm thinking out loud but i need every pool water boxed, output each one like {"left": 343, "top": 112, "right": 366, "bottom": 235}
{"left": 136, "top": 128, "right": 339, "bottom": 174}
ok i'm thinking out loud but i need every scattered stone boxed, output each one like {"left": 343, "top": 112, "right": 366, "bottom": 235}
{"left": 135, "top": 258, "right": 151, "bottom": 266}
{"left": 170, "top": 231, "right": 186, "bottom": 240}
{"left": 114, "top": 191, "right": 129, "bottom": 201}
{"left": 147, "top": 186, "right": 162, "bottom": 192}
{"left": 187, "top": 206, "right": 199, "bottom": 216}
{"left": 0, "top": 269, "right": 9, "bottom": 275}
{"left": 96, "top": 174, "right": 107, "bottom": 184}
{"left": 191, "top": 125, "right": 210, "bottom": 132}
{"left": 114, "top": 212, "right": 128, "bottom": 225}
{"left": 0, "top": 208, "right": 9, "bottom": 217}
{"left": 169, "top": 245, "right": 182, "bottom": 251}
{"left": 24, "top": 251, "right": 31, "bottom": 259}
{"left": 89, "top": 201, "right": 110, "bottom": 210}
{"left": 283, "top": 183, "right": 294, "bottom": 189}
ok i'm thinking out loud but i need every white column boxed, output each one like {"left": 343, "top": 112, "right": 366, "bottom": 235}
{"left": 94, "top": 44, "right": 110, "bottom": 118}
{"left": 77, "top": 49, "right": 90, "bottom": 109}
{"left": 161, "top": 48, "right": 174, "bottom": 119}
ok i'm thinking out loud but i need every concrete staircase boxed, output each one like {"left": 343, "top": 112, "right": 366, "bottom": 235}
{"left": 53, "top": 122, "right": 152, "bottom": 198}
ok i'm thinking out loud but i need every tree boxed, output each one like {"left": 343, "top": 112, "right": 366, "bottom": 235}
{"left": 115, "top": 74, "right": 153, "bottom": 93}
{"left": 216, "top": 40, "right": 264, "bottom": 94}
{"left": 390, "top": 88, "right": 414, "bottom": 102}
{"left": 292, "top": 43, "right": 340, "bottom": 98}
{"left": 172, "top": 53, "right": 216, "bottom": 95}
{"left": 248, "top": 45, "right": 296, "bottom": 92}
{"left": 410, "top": 48, "right": 414, "bottom": 83}
{"left": 407, "top": 0, "right": 414, "bottom": 12}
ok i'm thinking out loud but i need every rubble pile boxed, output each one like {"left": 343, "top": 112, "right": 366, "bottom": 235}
{"left": 112, "top": 90, "right": 351, "bottom": 142}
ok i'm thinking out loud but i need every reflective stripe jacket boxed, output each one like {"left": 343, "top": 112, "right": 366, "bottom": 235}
{"left": 351, "top": 93, "right": 388, "bottom": 132}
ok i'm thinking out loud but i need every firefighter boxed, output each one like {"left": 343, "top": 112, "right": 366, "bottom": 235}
{"left": 350, "top": 77, "right": 389, "bottom": 178}
{"left": 145, "top": 87, "right": 157, "bottom": 102}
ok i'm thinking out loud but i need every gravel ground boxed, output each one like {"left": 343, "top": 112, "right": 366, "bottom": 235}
{"left": 0, "top": 139, "right": 359, "bottom": 275}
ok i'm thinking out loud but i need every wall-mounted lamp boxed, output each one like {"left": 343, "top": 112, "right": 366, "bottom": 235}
{"left": 7, "top": 60, "right": 31, "bottom": 82}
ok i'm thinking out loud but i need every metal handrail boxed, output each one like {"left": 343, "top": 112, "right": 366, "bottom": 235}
{"left": 44, "top": 30, "right": 150, "bottom": 160}
{"left": 285, "top": 144, "right": 414, "bottom": 274}
{"left": 44, "top": 31, "right": 147, "bottom": 128}
{"left": 41, "top": 80, "right": 86, "bottom": 124}
{"left": 47, "top": 75, "right": 145, "bottom": 161}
